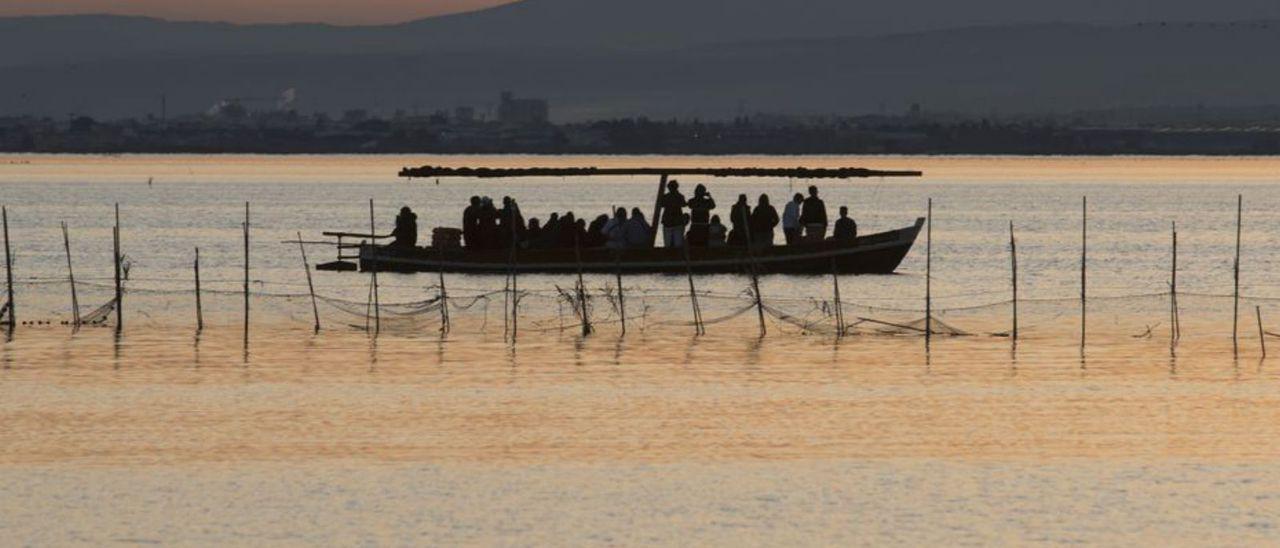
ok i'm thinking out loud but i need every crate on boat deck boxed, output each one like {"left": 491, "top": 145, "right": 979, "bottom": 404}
{"left": 432, "top": 228, "right": 463, "bottom": 249}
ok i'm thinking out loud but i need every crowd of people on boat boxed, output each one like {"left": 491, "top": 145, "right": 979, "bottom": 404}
{"left": 394, "top": 180, "right": 859, "bottom": 251}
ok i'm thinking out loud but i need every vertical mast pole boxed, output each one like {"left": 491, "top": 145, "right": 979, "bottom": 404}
{"left": 649, "top": 174, "right": 668, "bottom": 247}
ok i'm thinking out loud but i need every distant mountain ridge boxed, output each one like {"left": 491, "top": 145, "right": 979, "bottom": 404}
{"left": 4, "top": 2, "right": 1280, "bottom": 119}
{"left": 7, "top": 0, "right": 1280, "bottom": 67}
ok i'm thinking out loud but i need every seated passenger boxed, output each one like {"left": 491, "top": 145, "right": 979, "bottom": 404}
{"left": 572, "top": 218, "right": 590, "bottom": 248}
{"left": 525, "top": 218, "right": 543, "bottom": 249}
{"left": 833, "top": 206, "right": 858, "bottom": 242}
{"left": 532, "top": 213, "right": 560, "bottom": 249}
{"left": 707, "top": 215, "right": 727, "bottom": 248}
{"left": 558, "top": 212, "right": 578, "bottom": 248}
{"left": 391, "top": 206, "right": 418, "bottom": 248}
{"left": 586, "top": 214, "right": 610, "bottom": 248}
{"left": 624, "top": 208, "right": 652, "bottom": 249}
{"left": 602, "top": 208, "right": 628, "bottom": 249}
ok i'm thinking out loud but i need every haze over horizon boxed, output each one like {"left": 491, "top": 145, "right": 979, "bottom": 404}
{"left": 0, "top": 0, "right": 516, "bottom": 25}
{"left": 4, "top": 0, "right": 1280, "bottom": 26}
{"left": 6, "top": 0, "right": 1280, "bottom": 120}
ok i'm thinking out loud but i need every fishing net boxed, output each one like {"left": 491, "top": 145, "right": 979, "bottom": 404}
{"left": 2, "top": 267, "right": 1271, "bottom": 354}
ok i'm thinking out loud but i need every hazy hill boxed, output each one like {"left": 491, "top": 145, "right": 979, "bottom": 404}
{"left": 3, "top": 1, "right": 1280, "bottom": 119}
{"left": 6, "top": 0, "right": 1280, "bottom": 66}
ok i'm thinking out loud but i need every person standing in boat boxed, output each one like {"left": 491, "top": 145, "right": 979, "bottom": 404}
{"left": 686, "top": 184, "right": 716, "bottom": 247}
{"left": 727, "top": 194, "right": 751, "bottom": 246}
{"left": 477, "top": 197, "right": 499, "bottom": 249}
{"left": 707, "top": 215, "right": 728, "bottom": 248}
{"left": 391, "top": 206, "right": 418, "bottom": 248}
{"left": 463, "top": 196, "right": 482, "bottom": 249}
{"left": 800, "top": 185, "right": 828, "bottom": 242}
{"left": 751, "top": 194, "right": 780, "bottom": 246}
{"left": 782, "top": 193, "right": 803, "bottom": 245}
{"left": 498, "top": 196, "right": 526, "bottom": 248}
{"left": 602, "top": 208, "right": 629, "bottom": 250}
{"left": 624, "top": 208, "right": 652, "bottom": 249}
{"left": 833, "top": 206, "right": 858, "bottom": 242}
{"left": 659, "top": 179, "right": 688, "bottom": 248}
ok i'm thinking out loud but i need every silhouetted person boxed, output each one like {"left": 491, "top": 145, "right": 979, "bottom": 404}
{"left": 463, "top": 196, "right": 482, "bottom": 249}
{"left": 624, "top": 208, "right": 652, "bottom": 249}
{"left": 833, "top": 206, "right": 858, "bottom": 242}
{"left": 660, "top": 179, "right": 688, "bottom": 248}
{"left": 782, "top": 193, "right": 803, "bottom": 245}
{"left": 573, "top": 218, "right": 589, "bottom": 248}
{"left": 686, "top": 184, "right": 716, "bottom": 247}
{"left": 526, "top": 218, "right": 543, "bottom": 249}
{"left": 535, "top": 213, "right": 561, "bottom": 249}
{"left": 707, "top": 215, "right": 727, "bottom": 248}
{"left": 602, "top": 208, "right": 628, "bottom": 249}
{"left": 751, "top": 194, "right": 780, "bottom": 246}
{"left": 477, "top": 197, "right": 499, "bottom": 249}
{"left": 800, "top": 185, "right": 828, "bottom": 242}
{"left": 727, "top": 194, "right": 751, "bottom": 246}
{"left": 558, "top": 212, "right": 578, "bottom": 248}
{"left": 498, "top": 196, "right": 525, "bottom": 248}
{"left": 586, "top": 214, "right": 609, "bottom": 248}
{"left": 391, "top": 206, "right": 418, "bottom": 248}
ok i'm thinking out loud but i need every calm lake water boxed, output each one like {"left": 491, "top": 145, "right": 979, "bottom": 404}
{"left": 1, "top": 154, "right": 1279, "bottom": 544}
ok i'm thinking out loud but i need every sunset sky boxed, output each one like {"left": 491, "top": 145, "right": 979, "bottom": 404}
{"left": 0, "top": 0, "right": 516, "bottom": 24}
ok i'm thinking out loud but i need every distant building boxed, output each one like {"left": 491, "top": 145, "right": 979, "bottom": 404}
{"left": 498, "top": 92, "right": 549, "bottom": 127}
{"left": 453, "top": 106, "right": 477, "bottom": 125}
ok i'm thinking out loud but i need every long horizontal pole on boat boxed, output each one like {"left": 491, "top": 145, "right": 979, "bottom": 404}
{"left": 398, "top": 166, "right": 923, "bottom": 179}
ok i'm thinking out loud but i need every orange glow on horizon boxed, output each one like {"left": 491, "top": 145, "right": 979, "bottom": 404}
{"left": 0, "top": 0, "right": 519, "bottom": 25}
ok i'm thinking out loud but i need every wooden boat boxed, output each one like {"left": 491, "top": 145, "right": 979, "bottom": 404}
{"left": 316, "top": 164, "right": 925, "bottom": 275}
{"left": 349, "top": 218, "right": 923, "bottom": 275}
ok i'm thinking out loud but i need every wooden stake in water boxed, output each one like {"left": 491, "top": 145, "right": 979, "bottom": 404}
{"left": 297, "top": 232, "right": 321, "bottom": 333}
{"left": 1009, "top": 221, "right": 1018, "bottom": 342}
{"left": 506, "top": 219, "right": 519, "bottom": 341}
{"left": 831, "top": 259, "right": 845, "bottom": 338}
{"left": 573, "top": 234, "right": 593, "bottom": 336}
{"left": 3, "top": 206, "right": 14, "bottom": 329}
{"left": 114, "top": 204, "right": 123, "bottom": 333}
{"left": 242, "top": 202, "right": 250, "bottom": 339}
{"left": 1233, "top": 195, "right": 1243, "bottom": 355}
{"left": 740, "top": 204, "right": 767, "bottom": 336}
{"left": 1257, "top": 306, "right": 1267, "bottom": 359}
{"left": 1081, "top": 196, "right": 1087, "bottom": 350}
{"left": 194, "top": 247, "right": 203, "bottom": 331}
{"left": 925, "top": 198, "right": 933, "bottom": 343}
{"left": 682, "top": 241, "right": 705, "bottom": 335}
{"left": 61, "top": 222, "right": 81, "bottom": 326}
{"left": 438, "top": 269, "right": 450, "bottom": 335}
{"left": 367, "top": 200, "right": 381, "bottom": 335}
{"left": 1171, "top": 222, "right": 1179, "bottom": 342}
{"left": 615, "top": 256, "right": 627, "bottom": 336}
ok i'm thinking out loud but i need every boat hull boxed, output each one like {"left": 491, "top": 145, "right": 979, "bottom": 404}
{"left": 358, "top": 218, "right": 924, "bottom": 275}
